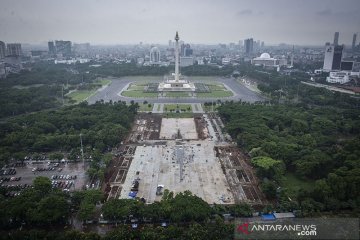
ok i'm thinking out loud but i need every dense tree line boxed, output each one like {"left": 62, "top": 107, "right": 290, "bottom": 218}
{"left": 0, "top": 102, "right": 136, "bottom": 167}
{"left": 1, "top": 63, "right": 95, "bottom": 88}
{"left": 0, "top": 222, "right": 235, "bottom": 240}
{"left": 218, "top": 102, "right": 360, "bottom": 215}
{"left": 0, "top": 86, "right": 62, "bottom": 118}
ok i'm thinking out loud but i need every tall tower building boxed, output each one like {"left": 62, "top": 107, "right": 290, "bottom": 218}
{"left": 6, "top": 43, "right": 22, "bottom": 56}
{"left": 48, "top": 41, "right": 56, "bottom": 55}
{"left": 333, "top": 32, "right": 339, "bottom": 46}
{"left": 352, "top": 34, "right": 357, "bottom": 50}
{"left": 244, "top": 38, "right": 254, "bottom": 55}
{"left": 0, "top": 41, "right": 5, "bottom": 59}
{"left": 323, "top": 45, "right": 343, "bottom": 71}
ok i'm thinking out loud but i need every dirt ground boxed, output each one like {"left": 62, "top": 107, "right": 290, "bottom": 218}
{"left": 127, "top": 113, "right": 162, "bottom": 143}
{"left": 215, "top": 146, "right": 266, "bottom": 205}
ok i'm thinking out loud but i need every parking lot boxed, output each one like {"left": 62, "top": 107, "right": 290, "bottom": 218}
{"left": 0, "top": 161, "right": 89, "bottom": 194}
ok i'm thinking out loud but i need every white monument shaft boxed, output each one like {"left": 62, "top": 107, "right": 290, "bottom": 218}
{"left": 157, "top": 31, "right": 196, "bottom": 92}
{"left": 175, "top": 31, "right": 180, "bottom": 82}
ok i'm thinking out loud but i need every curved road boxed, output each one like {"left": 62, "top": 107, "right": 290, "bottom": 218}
{"left": 87, "top": 77, "right": 265, "bottom": 104}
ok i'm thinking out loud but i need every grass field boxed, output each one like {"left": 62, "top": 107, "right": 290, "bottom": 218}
{"left": 197, "top": 90, "right": 233, "bottom": 98}
{"left": 164, "top": 104, "right": 192, "bottom": 112}
{"left": 187, "top": 76, "right": 219, "bottom": 82}
{"left": 163, "top": 112, "right": 194, "bottom": 118}
{"left": 127, "top": 83, "right": 146, "bottom": 91}
{"left": 121, "top": 90, "right": 158, "bottom": 98}
{"left": 207, "top": 84, "right": 227, "bottom": 91}
{"left": 166, "top": 92, "right": 191, "bottom": 98}
{"left": 67, "top": 90, "right": 97, "bottom": 103}
{"left": 97, "top": 78, "right": 112, "bottom": 86}
{"left": 281, "top": 173, "right": 314, "bottom": 198}
{"left": 137, "top": 103, "right": 153, "bottom": 111}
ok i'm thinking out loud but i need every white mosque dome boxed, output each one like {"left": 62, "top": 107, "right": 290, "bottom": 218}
{"left": 150, "top": 46, "right": 160, "bottom": 53}
{"left": 259, "top": 53, "right": 271, "bottom": 59}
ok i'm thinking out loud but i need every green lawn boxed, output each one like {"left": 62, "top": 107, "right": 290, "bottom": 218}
{"left": 197, "top": 90, "right": 233, "bottom": 98}
{"left": 97, "top": 78, "right": 112, "bottom": 86}
{"left": 187, "top": 76, "right": 219, "bottom": 82}
{"left": 163, "top": 112, "right": 194, "bottom": 118}
{"left": 121, "top": 90, "right": 158, "bottom": 98}
{"left": 137, "top": 103, "right": 153, "bottom": 111}
{"left": 207, "top": 84, "right": 227, "bottom": 91}
{"left": 281, "top": 173, "right": 314, "bottom": 198}
{"left": 67, "top": 90, "right": 97, "bottom": 103}
{"left": 127, "top": 83, "right": 146, "bottom": 91}
{"left": 166, "top": 92, "right": 191, "bottom": 98}
{"left": 164, "top": 104, "right": 192, "bottom": 112}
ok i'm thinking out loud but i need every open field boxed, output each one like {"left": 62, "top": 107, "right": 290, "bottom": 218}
{"left": 281, "top": 173, "right": 314, "bottom": 198}
{"left": 67, "top": 90, "right": 97, "bottom": 103}
{"left": 127, "top": 83, "right": 147, "bottom": 91}
{"left": 97, "top": 78, "right": 112, "bottom": 86}
{"left": 121, "top": 90, "right": 158, "bottom": 98}
{"left": 207, "top": 84, "right": 227, "bottom": 91}
{"left": 164, "top": 104, "right": 192, "bottom": 112}
{"left": 163, "top": 112, "right": 194, "bottom": 118}
{"left": 165, "top": 92, "right": 192, "bottom": 98}
{"left": 197, "top": 90, "right": 233, "bottom": 98}
{"left": 137, "top": 103, "right": 153, "bottom": 111}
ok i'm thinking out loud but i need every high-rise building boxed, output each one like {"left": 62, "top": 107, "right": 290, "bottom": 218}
{"left": 181, "top": 44, "right": 193, "bottom": 57}
{"left": 333, "top": 32, "right": 339, "bottom": 45}
{"left": 0, "top": 41, "right": 5, "bottom": 59}
{"left": 244, "top": 38, "right": 254, "bottom": 55}
{"left": 6, "top": 43, "right": 22, "bottom": 56}
{"left": 48, "top": 41, "right": 55, "bottom": 55}
{"left": 352, "top": 34, "right": 357, "bottom": 50}
{"left": 323, "top": 45, "right": 343, "bottom": 71}
{"left": 55, "top": 40, "right": 72, "bottom": 55}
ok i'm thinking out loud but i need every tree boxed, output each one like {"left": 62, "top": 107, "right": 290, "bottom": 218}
{"left": 231, "top": 203, "right": 253, "bottom": 217}
{"left": 78, "top": 202, "right": 96, "bottom": 221}
{"left": 28, "top": 194, "right": 69, "bottom": 225}
{"left": 251, "top": 156, "right": 285, "bottom": 180}
{"left": 261, "top": 181, "right": 277, "bottom": 199}
{"left": 33, "top": 176, "right": 52, "bottom": 195}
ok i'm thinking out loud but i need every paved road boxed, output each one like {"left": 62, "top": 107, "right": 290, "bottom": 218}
{"left": 87, "top": 76, "right": 265, "bottom": 104}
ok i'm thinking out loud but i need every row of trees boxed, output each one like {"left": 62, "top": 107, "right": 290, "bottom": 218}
{"left": 1, "top": 176, "right": 252, "bottom": 239}
{"left": 1, "top": 222, "right": 235, "bottom": 240}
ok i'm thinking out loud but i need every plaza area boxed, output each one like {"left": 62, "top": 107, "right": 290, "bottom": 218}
{"left": 160, "top": 118, "right": 198, "bottom": 139}
{"left": 119, "top": 140, "right": 234, "bottom": 204}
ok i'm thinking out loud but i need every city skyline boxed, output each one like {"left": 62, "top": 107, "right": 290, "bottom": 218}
{"left": 1, "top": 0, "right": 359, "bottom": 46}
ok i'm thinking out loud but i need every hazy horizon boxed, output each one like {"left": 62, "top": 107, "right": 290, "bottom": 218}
{"left": 1, "top": 0, "right": 359, "bottom": 46}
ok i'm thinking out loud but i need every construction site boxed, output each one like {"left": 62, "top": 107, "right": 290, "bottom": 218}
{"left": 104, "top": 112, "right": 265, "bottom": 205}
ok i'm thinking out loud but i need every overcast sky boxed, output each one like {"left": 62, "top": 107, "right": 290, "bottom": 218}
{"left": 0, "top": 0, "right": 359, "bottom": 46}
